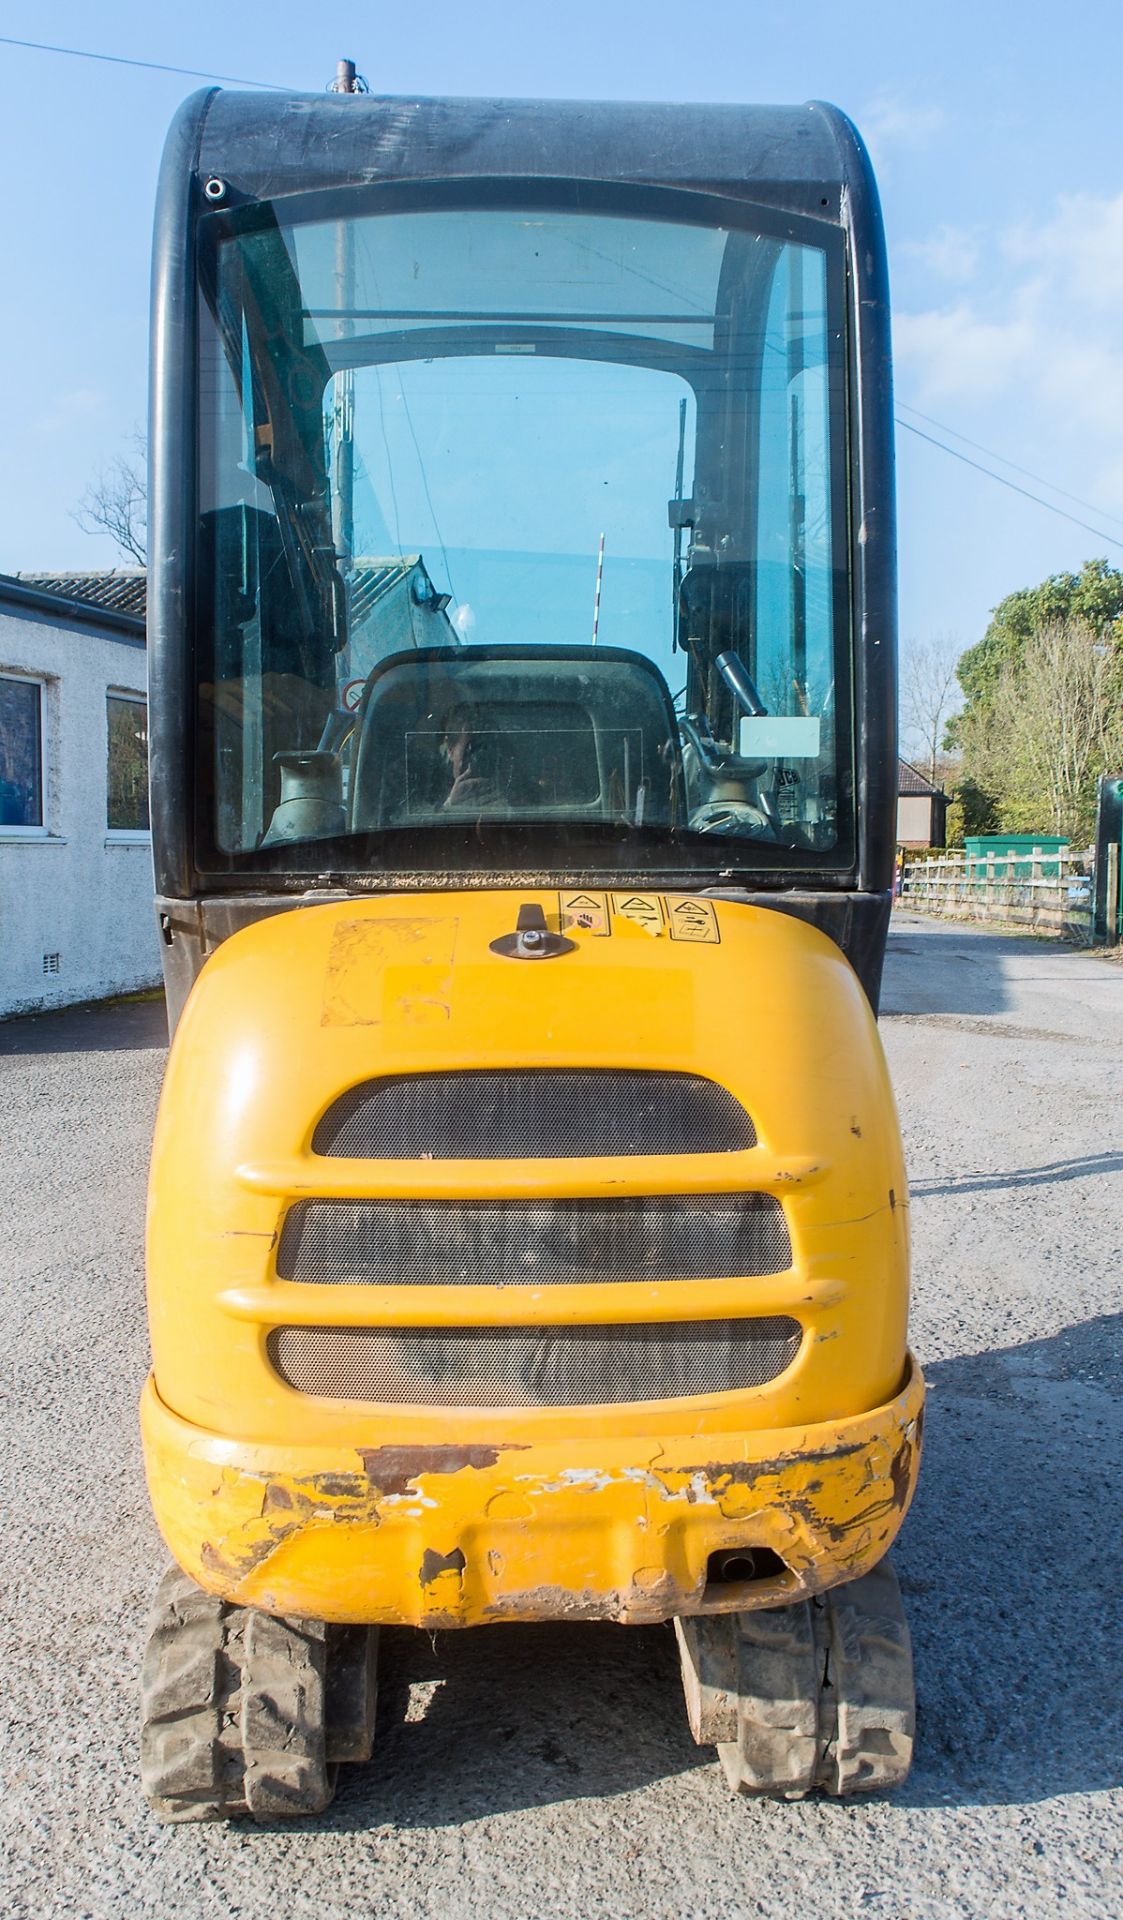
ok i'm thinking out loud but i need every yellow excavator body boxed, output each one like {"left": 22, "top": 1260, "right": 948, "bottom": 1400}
{"left": 142, "top": 889, "right": 922, "bottom": 1629}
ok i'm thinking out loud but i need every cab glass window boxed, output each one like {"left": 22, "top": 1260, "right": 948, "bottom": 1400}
{"left": 196, "top": 195, "right": 851, "bottom": 872}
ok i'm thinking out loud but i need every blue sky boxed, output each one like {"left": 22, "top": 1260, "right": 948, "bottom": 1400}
{"left": 2, "top": 0, "right": 1122, "bottom": 677}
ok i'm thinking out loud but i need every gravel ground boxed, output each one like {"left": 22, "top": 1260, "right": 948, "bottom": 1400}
{"left": 1, "top": 914, "right": 1120, "bottom": 1919}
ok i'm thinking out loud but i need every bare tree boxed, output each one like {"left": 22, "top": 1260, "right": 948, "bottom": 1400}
{"left": 899, "top": 635, "right": 963, "bottom": 785}
{"left": 73, "top": 433, "right": 147, "bottom": 564}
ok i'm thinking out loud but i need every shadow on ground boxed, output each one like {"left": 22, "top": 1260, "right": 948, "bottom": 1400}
{"left": 334, "top": 1617, "right": 705, "bottom": 1830}
{"left": 882, "top": 920, "right": 1022, "bottom": 1017}
{"left": 896, "top": 1311, "right": 1123, "bottom": 1809}
{"left": 911, "top": 1149, "right": 1123, "bottom": 1197}
{"left": 0, "top": 994, "right": 167, "bottom": 1056}
{"left": 271, "top": 1314, "right": 1123, "bottom": 1831}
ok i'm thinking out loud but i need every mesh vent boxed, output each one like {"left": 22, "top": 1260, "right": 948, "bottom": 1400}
{"left": 276, "top": 1195, "right": 791, "bottom": 1286}
{"left": 312, "top": 1070, "right": 755, "bottom": 1159}
{"left": 266, "top": 1318, "right": 802, "bottom": 1406}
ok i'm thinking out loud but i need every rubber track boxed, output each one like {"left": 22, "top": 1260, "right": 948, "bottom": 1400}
{"left": 139, "top": 1567, "right": 334, "bottom": 1823}
{"left": 815, "top": 1558, "right": 915, "bottom": 1795}
{"left": 717, "top": 1602, "right": 821, "bottom": 1797}
{"left": 677, "top": 1555, "right": 915, "bottom": 1799}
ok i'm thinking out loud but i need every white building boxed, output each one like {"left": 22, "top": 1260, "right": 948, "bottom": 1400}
{"left": 0, "top": 571, "right": 161, "bottom": 1018}
{"left": 0, "top": 556, "right": 457, "bottom": 1019}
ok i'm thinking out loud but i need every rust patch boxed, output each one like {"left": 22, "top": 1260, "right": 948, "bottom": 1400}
{"left": 198, "top": 1445, "right": 527, "bottom": 1592}
{"left": 653, "top": 1435, "right": 915, "bottom": 1555}
{"left": 261, "top": 1482, "right": 299, "bottom": 1514}
{"left": 483, "top": 1583, "right": 625, "bottom": 1623}
{"left": 318, "top": 1472, "right": 370, "bottom": 1498}
{"left": 890, "top": 1438, "right": 914, "bottom": 1511}
{"left": 202, "top": 1467, "right": 382, "bottom": 1584}
{"left": 419, "top": 1547, "right": 466, "bottom": 1587}
{"left": 201, "top": 1535, "right": 285, "bottom": 1581}
{"left": 358, "top": 1443, "right": 521, "bottom": 1495}
{"left": 482, "top": 1566, "right": 706, "bottom": 1626}
{"left": 683, "top": 1439, "right": 870, "bottom": 1492}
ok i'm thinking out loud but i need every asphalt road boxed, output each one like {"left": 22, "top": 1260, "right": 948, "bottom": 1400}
{"left": 2, "top": 917, "right": 1121, "bottom": 1919}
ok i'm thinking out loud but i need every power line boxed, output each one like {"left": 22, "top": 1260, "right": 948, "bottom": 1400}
{"left": 0, "top": 33, "right": 286, "bottom": 90}
{"left": 896, "top": 417, "right": 1123, "bottom": 554}
{"left": 10, "top": 26, "right": 1122, "bottom": 563}
{"left": 897, "top": 399, "right": 1123, "bottom": 534}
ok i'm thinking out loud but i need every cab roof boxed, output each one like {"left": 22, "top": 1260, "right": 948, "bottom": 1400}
{"left": 185, "top": 92, "right": 867, "bottom": 222}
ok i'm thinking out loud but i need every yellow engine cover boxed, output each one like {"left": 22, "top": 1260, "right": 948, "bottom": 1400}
{"left": 142, "top": 890, "right": 922, "bottom": 1626}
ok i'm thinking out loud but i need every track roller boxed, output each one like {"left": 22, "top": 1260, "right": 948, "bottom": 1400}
{"left": 139, "top": 1565, "right": 379, "bottom": 1823}
{"left": 675, "top": 1556, "right": 914, "bottom": 1798}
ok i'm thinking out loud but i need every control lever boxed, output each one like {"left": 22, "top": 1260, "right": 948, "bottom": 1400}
{"left": 708, "top": 652, "right": 782, "bottom": 833}
{"left": 715, "top": 650, "right": 767, "bottom": 717}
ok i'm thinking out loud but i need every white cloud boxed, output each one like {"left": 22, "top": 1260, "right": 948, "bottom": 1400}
{"left": 894, "top": 300, "right": 1036, "bottom": 402}
{"left": 860, "top": 94, "right": 945, "bottom": 169}
{"left": 1004, "top": 191, "right": 1123, "bottom": 310}
{"left": 894, "top": 187, "right": 1123, "bottom": 517}
{"left": 901, "top": 224, "right": 980, "bottom": 284}
{"left": 1039, "top": 336, "right": 1123, "bottom": 439}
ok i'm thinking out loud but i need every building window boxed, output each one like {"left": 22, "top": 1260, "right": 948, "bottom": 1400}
{"left": 0, "top": 674, "right": 45, "bottom": 831}
{"left": 107, "top": 693, "right": 150, "bottom": 832}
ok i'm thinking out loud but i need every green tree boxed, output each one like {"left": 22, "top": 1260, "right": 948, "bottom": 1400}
{"left": 949, "top": 558, "right": 1123, "bottom": 743}
{"left": 949, "top": 560, "right": 1123, "bottom": 842}
{"left": 944, "top": 775, "right": 999, "bottom": 848}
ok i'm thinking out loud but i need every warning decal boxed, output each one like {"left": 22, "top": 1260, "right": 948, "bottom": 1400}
{"left": 555, "top": 893, "right": 720, "bottom": 943}
{"left": 667, "top": 897, "right": 720, "bottom": 944}
{"left": 610, "top": 892, "right": 666, "bottom": 936}
{"left": 558, "top": 890, "right": 610, "bottom": 936}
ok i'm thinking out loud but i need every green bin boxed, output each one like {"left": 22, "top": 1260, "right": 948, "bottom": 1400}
{"left": 964, "top": 834, "right": 1068, "bottom": 878}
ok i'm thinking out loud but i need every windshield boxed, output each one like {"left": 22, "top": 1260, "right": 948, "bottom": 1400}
{"left": 196, "top": 191, "right": 852, "bottom": 873}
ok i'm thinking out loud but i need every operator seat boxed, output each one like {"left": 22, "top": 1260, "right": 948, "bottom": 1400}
{"left": 349, "top": 644, "right": 684, "bottom": 831}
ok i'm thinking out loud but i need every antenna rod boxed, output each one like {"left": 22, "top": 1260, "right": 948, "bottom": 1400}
{"left": 672, "top": 395, "right": 687, "bottom": 651}
{"left": 591, "top": 532, "right": 605, "bottom": 646}
{"left": 327, "top": 54, "right": 364, "bottom": 670}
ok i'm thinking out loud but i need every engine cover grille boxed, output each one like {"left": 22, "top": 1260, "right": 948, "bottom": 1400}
{"left": 276, "top": 1194, "right": 791, "bottom": 1286}
{"left": 312, "top": 1069, "right": 755, "bottom": 1159}
{"left": 266, "top": 1318, "right": 803, "bottom": 1406}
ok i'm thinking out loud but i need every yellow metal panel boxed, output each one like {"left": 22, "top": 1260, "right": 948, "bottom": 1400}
{"left": 143, "top": 889, "right": 919, "bottom": 1623}
{"left": 141, "top": 1357, "right": 923, "bottom": 1628}
{"left": 234, "top": 1150, "right": 827, "bottom": 1201}
{"left": 216, "top": 1274, "right": 844, "bottom": 1329}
